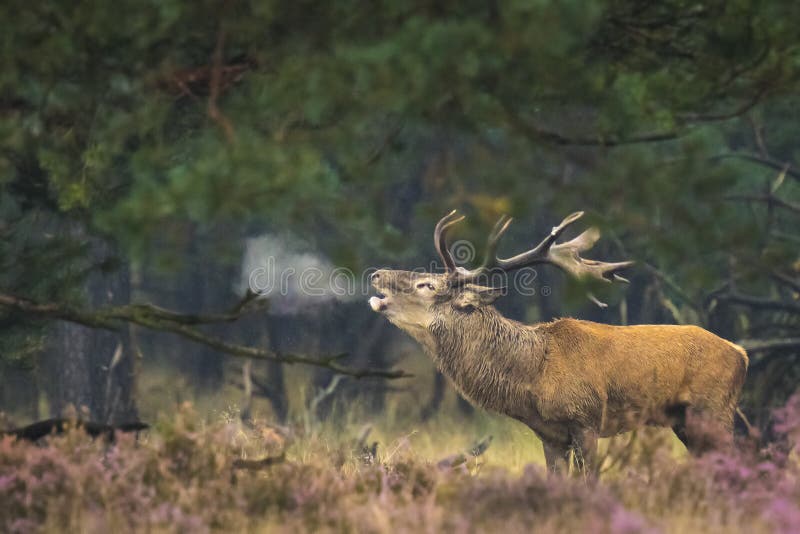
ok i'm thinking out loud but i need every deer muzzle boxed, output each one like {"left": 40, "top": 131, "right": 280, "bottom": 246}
{"left": 369, "top": 295, "right": 388, "bottom": 312}
{"left": 369, "top": 270, "right": 393, "bottom": 312}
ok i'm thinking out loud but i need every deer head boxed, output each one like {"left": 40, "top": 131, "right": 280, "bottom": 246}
{"left": 368, "top": 210, "right": 633, "bottom": 336}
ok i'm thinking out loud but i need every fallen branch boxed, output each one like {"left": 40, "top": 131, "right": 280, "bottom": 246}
{"left": 437, "top": 435, "right": 493, "bottom": 469}
{"left": 1, "top": 418, "right": 149, "bottom": 442}
{"left": 232, "top": 453, "right": 285, "bottom": 470}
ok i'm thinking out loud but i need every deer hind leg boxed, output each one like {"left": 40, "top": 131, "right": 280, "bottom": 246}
{"left": 671, "top": 404, "right": 734, "bottom": 455}
{"left": 666, "top": 402, "right": 691, "bottom": 449}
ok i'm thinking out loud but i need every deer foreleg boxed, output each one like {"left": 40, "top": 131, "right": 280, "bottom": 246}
{"left": 572, "top": 429, "right": 599, "bottom": 477}
{"left": 542, "top": 440, "right": 570, "bottom": 475}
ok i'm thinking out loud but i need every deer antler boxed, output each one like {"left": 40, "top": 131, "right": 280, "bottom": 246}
{"left": 433, "top": 210, "right": 633, "bottom": 292}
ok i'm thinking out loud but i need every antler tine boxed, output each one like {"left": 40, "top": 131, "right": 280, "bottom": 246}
{"left": 478, "top": 214, "right": 513, "bottom": 271}
{"left": 442, "top": 214, "right": 513, "bottom": 285}
{"left": 527, "top": 211, "right": 585, "bottom": 257}
{"left": 547, "top": 252, "right": 635, "bottom": 283}
{"left": 434, "top": 210, "right": 465, "bottom": 273}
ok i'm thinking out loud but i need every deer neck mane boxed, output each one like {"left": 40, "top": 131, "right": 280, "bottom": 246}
{"left": 427, "top": 306, "right": 545, "bottom": 413}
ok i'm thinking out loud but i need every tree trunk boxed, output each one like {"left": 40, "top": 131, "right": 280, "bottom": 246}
{"left": 43, "top": 233, "right": 138, "bottom": 423}
{"left": 262, "top": 318, "right": 288, "bottom": 422}
{"left": 0, "top": 365, "right": 39, "bottom": 421}
{"left": 420, "top": 371, "right": 446, "bottom": 421}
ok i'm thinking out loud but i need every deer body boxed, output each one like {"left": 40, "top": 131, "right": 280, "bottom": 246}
{"left": 370, "top": 210, "right": 748, "bottom": 473}
{"left": 433, "top": 309, "right": 746, "bottom": 444}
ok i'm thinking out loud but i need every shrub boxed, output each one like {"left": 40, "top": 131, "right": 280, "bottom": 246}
{"left": 1, "top": 401, "right": 799, "bottom": 532}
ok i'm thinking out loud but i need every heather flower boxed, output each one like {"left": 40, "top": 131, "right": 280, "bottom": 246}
{"left": 774, "top": 393, "right": 800, "bottom": 447}
{"left": 765, "top": 498, "right": 800, "bottom": 534}
{"left": 610, "top": 505, "right": 659, "bottom": 534}
{"left": 1, "top": 398, "right": 800, "bottom": 532}
{"left": 0, "top": 473, "right": 16, "bottom": 492}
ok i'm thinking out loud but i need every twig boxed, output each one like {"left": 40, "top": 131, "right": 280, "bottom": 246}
{"left": 748, "top": 114, "right": 769, "bottom": 159}
{"left": 735, "top": 407, "right": 757, "bottom": 438}
{"left": 366, "top": 121, "right": 404, "bottom": 165}
{"left": 102, "top": 342, "right": 124, "bottom": 423}
{"left": 384, "top": 430, "right": 418, "bottom": 463}
{"left": 208, "top": 24, "right": 236, "bottom": 143}
{"left": 241, "top": 360, "right": 253, "bottom": 423}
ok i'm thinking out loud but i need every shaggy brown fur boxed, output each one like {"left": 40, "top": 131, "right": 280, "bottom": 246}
{"left": 370, "top": 269, "right": 748, "bottom": 474}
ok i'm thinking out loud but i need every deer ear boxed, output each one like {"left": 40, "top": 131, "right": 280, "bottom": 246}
{"left": 453, "top": 284, "right": 504, "bottom": 309}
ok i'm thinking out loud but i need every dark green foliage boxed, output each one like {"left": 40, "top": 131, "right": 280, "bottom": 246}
{"left": 0, "top": 0, "right": 799, "bottom": 411}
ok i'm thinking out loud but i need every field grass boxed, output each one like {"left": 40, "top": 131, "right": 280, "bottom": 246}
{"left": 2, "top": 363, "right": 798, "bottom": 533}
{"left": 136, "top": 357, "right": 553, "bottom": 473}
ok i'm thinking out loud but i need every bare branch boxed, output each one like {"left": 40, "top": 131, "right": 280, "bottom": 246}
{"left": 308, "top": 374, "right": 345, "bottom": 418}
{"left": 499, "top": 82, "right": 771, "bottom": 149}
{"left": 712, "top": 153, "right": 800, "bottom": 181}
{"left": 366, "top": 121, "right": 404, "bottom": 165}
{"left": 738, "top": 338, "right": 800, "bottom": 353}
{"left": 116, "top": 290, "right": 265, "bottom": 326}
{"left": 724, "top": 193, "right": 800, "bottom": 215}
{"left": 717, "top": 291, "right": 800, "bottom": 315}
{"left": 771, "top": 271, "right": 800, "bottom": 294}
{"left": 678, "top": 85, "right": 769, "bottom": 122}
{"left": 641, "top": 262, "right": 702, "bottom": 313}
{"left": 0, "top": 294, "right": 118, "bottom": 329}
{"left": 0, "top": 292, "right": 411, "bottom": 380}
{"left": 501, "top": 106, "right": 680, "bottom": 147}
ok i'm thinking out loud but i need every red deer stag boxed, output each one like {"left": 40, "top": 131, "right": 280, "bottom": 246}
{"left": 369, "top": 210, "right": 748, "bottom": 473}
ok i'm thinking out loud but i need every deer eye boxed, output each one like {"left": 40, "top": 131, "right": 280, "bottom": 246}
{"left": 416, "top": 282, "right": 435, "bottom": 291}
